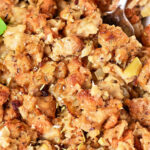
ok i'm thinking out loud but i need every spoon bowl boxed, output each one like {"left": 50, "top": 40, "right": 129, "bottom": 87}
{"left": 103, "top": 0, "right": 134, "bottom": 36}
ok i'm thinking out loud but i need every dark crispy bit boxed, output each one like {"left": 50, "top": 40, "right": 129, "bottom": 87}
{"left": 11, "top": 100, "right": 22, "bottom": 111}
{"left": 74, "top": 0, "right": 79, "bottom": 5}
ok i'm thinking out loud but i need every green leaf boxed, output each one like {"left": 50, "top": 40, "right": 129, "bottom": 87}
{"left": 0, "top": 18, "right": 7, "bottom": 35}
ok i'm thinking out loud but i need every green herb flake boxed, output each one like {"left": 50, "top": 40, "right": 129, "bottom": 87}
{"left": 0, "top": 18, "right": 7, "bottom": 35}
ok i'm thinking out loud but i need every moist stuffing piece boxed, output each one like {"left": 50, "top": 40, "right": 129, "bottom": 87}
{"left": 0, "top": 0, "right": 150, "bottom": 150}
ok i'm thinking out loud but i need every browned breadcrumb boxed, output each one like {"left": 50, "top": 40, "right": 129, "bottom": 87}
{"left": 141, "top": 25, "right": 150, "bottom": 46}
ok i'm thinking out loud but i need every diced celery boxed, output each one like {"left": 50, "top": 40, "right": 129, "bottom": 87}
{"left": 94, "top": 68, "right": 105, "bottom": 80}
{"left": 38, "top": 144, "right": 49, "bottom": 150}
{"left": 124, "top": 57, "right": 142, "bottom": 78}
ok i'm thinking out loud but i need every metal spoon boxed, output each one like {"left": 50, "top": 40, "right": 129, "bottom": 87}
{"left": 143, "top": 16, "right": 150, "bottom": 27}
{"left": 103, "top": 0, "right": 134, "bottom": 36}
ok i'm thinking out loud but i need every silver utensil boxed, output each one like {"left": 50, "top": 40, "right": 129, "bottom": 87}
{"left": 143, "top": 16, "right": 150, "bottom": 27}
{"left": 103, "top": 0, "right": 134, "bottom": 36}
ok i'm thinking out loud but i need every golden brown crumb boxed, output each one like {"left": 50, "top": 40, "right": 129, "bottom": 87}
{"left": 0, "top": 0, "right": 13, "bottom": 21}
{"left": 64, "top": 10, "right": 102, "bottom": 38}
{"left": 141, "top": 25, "right": 150, "bottom": 46}
{"left": 51, "top": 36, "right": 83, "bottom": 61}
{"left": 127, "top": 98, "right": 150, "bottom": 126}
{"left": 38, "top": 0, "right": 57, "bottom": 18}
{"left": 98, "top": 24, "right": 129, "bottom": 50}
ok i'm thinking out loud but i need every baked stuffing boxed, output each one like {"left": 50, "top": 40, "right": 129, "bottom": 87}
{"left": 0, "top": 0, "right": 150, "bottom": 150}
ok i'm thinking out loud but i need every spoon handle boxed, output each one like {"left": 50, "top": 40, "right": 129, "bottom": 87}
{"left": 143, "top": 16, "right": 150, "bottom": 27}
{"left": 118, "top": 0, "right": 128, "bottom": 10}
